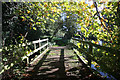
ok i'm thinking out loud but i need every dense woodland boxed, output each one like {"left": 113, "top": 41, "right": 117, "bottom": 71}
{"left": 1, "top": 1, "right": 120, "bottom": 79}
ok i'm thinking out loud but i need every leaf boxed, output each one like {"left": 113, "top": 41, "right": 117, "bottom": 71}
{"left": 50, "top": 19, "right": 55, "bottom": 23}
{"left": 21, "top": 16, "right": 25, "bottom": 19}
{"left": 81, "top": 27, "right": 86, "bottom": 32}
{"left": 33, "top": 27, "right": 36, "bottom": 30}
{"left": 44, "top": 20, "right": 46, "bottom": 23}
{"left": 77, "top": 43, "right": 81, "bottom": 48}
{"left": 30, "top": 18, "right": 34, "bottom": 22}
{"left": 26, "top": 16, "right": 30, "bottom": 18}
{"left": 47, "top": 13, "right": 50, "bottom": 16}
{"left": 27, "top": 10, "right": 30, "bottom": 14}
{"left": 113, "top": 54, "right": 116, "bottom": 56}
{"left": 66, "top": 16, "right": 69, "bottom": 18}
{"left": 106, "top": 53, "right": 108, "bottom": 55}
{"left": 90, "top": 4, "right": 95, "bottom": 8}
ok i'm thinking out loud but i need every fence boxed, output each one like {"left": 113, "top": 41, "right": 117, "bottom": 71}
{"left": 22, "top": 38, "right": 49, "bottom": 64}
{"left": 1, "top": 38, "right": 49, "bottom": 74}
{"left": 71, "top": 38, "right": 120, "bottom": 79}
{"left": 71, "top": 38, "right": 120, "bottom": 67}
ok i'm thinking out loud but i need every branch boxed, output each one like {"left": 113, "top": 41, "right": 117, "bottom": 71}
{"left": 93, "top": 1, "right": 108, "bottom": 31}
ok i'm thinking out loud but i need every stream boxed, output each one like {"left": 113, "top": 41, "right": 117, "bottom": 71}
{"left": 91, "top": 64, "right": 117, "bottom": 80}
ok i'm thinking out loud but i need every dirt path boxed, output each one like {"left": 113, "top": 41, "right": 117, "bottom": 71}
{"left": 22, "top": 47, "right": 105, "bottom": 80}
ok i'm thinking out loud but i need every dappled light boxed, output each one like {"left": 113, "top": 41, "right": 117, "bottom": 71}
{"left": 1, "top": 1, "right": 120, "bottom": 80}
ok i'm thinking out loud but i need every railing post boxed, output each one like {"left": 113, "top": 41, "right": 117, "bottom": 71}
{"left": 88, "top": 45, "right": 92, "bottom": 67}
{"left": 39, "top": 38, "right": 41, "bottom": 53}
{"left": 34, "top": 43, "right": 36, "bottom": 50}
{"left": 39, "top": 38, "right": 41, "bottom": 47}
{"left": 47, "top": 38, "right": 48, "bottom": 49}
{"left": 27, "top": 57, "right": 29, "bottom": 65}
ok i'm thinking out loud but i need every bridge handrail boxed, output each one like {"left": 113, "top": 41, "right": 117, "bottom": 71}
{"left": 21, "top": 38, "right": 48, "bottom": 46}
{"left": 1, "top": 38, "right": 49, "bottom": 74}
{"left": 72, "top": 38, "right": 120, "bottom": 67}
{"left": 22, "top": 38, "right": 49, "bottom": 64}
{"left": 72, "top": 38, "right": 120, "bottom": 55}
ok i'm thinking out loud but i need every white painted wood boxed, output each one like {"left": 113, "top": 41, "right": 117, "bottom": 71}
{"left": 32, "top": 38, "right": 48, "bottom": 44}
{"left": 2, "top": 38, "right": 49, "bottom": 74}
{"left": 21, "top": 38, "right": 48, "bottom": 47}
{"left": 30, "top": 48, "right": 49, "bottom": 65}
{"left": 27, "top": 57, "right": 29, "bottom": 64}
{"left": 47, "top": 38, "right": 48, "bottom": 48}
{"left": 39, "top": 38, "right": 41, "bottom": 52}
{"left": 39, "top": 38, "right": 41, "bottom": 47}
{"left": 22, "top": 38, "right": 49, "bottom": 64}
{"left": 34, "top": 43, "right": 36, "bottom": 50}
{"left": 27, "top": 43, "right": 48, "bottom": 57}
{"left": 22, "top": 56, "right": 28, "bottom": 60}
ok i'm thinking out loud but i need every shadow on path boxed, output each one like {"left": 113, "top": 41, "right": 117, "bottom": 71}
{"left": 26, "top": 51, "right": 50, "bottom": 78}
{"left": 57, "top": 49, "right": 66, "bottom": 78}
{"left": 21, "top": 47, "right": 106, "bottom": 80}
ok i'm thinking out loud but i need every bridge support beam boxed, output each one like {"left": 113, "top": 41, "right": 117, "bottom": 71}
{"left": 88, "top": 45, "right": 92, "bottom": 67}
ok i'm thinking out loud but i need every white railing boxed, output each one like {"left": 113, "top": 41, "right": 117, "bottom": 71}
{"left": 0, "top": 38, "right": 49, "bottom": 75}
{"left": 22, "top": 38, "right": 49, "bottom": 64}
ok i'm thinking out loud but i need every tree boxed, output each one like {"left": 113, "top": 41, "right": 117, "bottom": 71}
{"left": 2, "top": 1, "right": 120, "bottom": 79}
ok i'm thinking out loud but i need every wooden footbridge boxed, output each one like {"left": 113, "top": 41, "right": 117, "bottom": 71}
{"left": 22, "top": 47, "right": 104, "bottom": 80}
{"left": 2, "top": 38, "right": 115, "bottom": 80}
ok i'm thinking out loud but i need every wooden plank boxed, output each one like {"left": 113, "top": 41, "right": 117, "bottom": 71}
{"left": 34, "top": 43, "right": 36, "bottom": 50}
{"left": 32, "top": 38, "right": 48, "bottom": 44}
{"left": 30, "top": 48, "right": 49, "bottom": 65}
{"left": 22, "top": 56, "right": 28, "bottom": 60}
{"left": 21, "top": 38, "right": 48, "bottom": 46}
{"left": 2, "top": 38, "right": 49, "bottom": 74}
{"left": 27, "top": 43, "right": 48, "bottom": 57}
{"left": 72, "top": 38, "right": 120, "bottom": 55}
{"left": 88, "top": 45, "right": 92, "bottom": 67}
{"left": 72, "top": 43, "right": 98, "bottom": 63}
{"left": 38, "top": 38, "right": 48, "bottom": 43}
{"left": 73, "top": 48, "right": 88, "bottom": 64}
{"left": 39, "top": 38, "right": 41, "bottom": 47}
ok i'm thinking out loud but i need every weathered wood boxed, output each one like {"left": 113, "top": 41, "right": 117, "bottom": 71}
{"left": 22, "top": 38, "right": 49, "bottom": 65}
{"left": 47, "top": 38, "right": 48, "bottom": 48}
{"left": 34, "top": 43, "right": 36, "bottom": 50}
{"left": 30, "top": 48, "right": 49, "bottom": 65}
{"left": 21, "top": 38, "right": 48, "bottom": 47}
{"left": 39, "top": 38, "right": 41, "bottom": 52}
{"left": 72, "top": 43, "right": 98, "bottom": 63}
{"left": 72, "top": 38, "right": 120, "bottom": 55}
{"left": 73, "top": 48, "right": 88, "bottom": 64}
{"left": 28, "top": 43, "right": 48, "bottom": 56}
{"left": 32, "top": 38, "right": 48, "bottom": 44}
{"left": 88, "top": 45, "right": 92, "bottom": 67}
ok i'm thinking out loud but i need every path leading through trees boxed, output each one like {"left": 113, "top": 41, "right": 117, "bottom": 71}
{"left": 21, "top": 46, "right": 105, "bottom": 80}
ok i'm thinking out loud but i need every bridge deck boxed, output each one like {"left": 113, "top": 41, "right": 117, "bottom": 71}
{"left": 22, "top": 47, "right": 105, "bottom": 80}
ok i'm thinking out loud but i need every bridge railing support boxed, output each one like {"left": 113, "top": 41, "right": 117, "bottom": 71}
{"left": 22, "top": 38, "right": 49, "bottom": 65}
{"left": 72, "top": 38, "right": 120, "bottom": 69}
{"left": 72, "top": 39, "right": 92, "bottom": 67}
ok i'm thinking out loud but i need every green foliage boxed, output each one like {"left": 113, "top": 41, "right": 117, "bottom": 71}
{"left": 2, "top": 1, "right": 120, "bottom": 79}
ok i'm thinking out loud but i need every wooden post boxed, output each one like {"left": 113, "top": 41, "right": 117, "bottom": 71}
{"left": 47, "top": 38, "right": 48, "bottom": 49}
{"left": 34, "top": 43, "right": 36, "bottom": 50}
{"left": 88, "top": 45, "right": 92, "bottom": 67}
{"left": 39, "top": 38, "right": 41, "bottom": 47}
{"left": 39, "top": 38, "right": 41, "bottom": 53}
